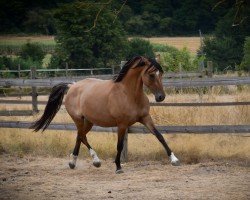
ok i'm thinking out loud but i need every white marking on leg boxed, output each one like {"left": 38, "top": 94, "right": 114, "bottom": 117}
{"left": 170, "top": 152, "right": 180, "bottom": 166}
{"left": 89, "top": 149, "right": 101, "bottom": 167}
{"left": 69, "top": 153, "right": 78, "bottom": 169}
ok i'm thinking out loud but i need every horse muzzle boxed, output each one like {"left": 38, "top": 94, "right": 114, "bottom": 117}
{"left": 155, "top": 93, "right": 165, "bottom": 102}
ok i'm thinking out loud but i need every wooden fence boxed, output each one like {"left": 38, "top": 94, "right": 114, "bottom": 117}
{"left": 1, "top": 72, "right": 250, "bottom": 161}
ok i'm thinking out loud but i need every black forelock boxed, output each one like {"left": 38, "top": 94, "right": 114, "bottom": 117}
{"left": 148, "top": 58, "right": 163, "bottom": 73}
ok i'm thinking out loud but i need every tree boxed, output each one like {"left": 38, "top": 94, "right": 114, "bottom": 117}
{"left": 202, "top": 2, "right": 250, "bottom": 71}
{"left": 126, "top": 38, "right": 154, "bottom": 59}
{"left": 23, "top": 9, "right": 56, "bottom": 35}
{"left": 53, "top": 1, "right": 128, "bottom": 69}
{"left": 240, "top": 37, "right": 250, "bottom": 71}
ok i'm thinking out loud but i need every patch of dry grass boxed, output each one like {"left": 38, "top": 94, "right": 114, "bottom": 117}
{"left": 142, "top": 37, "right": 200, "bottom": 54}
{"left": 0, "top": 129, "right": 249, "bottom": 165}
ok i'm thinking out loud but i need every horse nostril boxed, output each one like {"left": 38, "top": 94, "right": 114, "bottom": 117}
{"left": 156, "top": 94, "right": 165, "bottom": 102}
{"left": 159, "top": 95, "right": 165, "bottom": 101}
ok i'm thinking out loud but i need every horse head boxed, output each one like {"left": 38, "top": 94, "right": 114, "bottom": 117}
{"left": 140, "top": 57, "right": 165, "bottom": 102}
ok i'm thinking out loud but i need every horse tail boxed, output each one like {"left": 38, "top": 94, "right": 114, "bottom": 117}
{"left": 30, "top": 83, "right": 69, "bottom": 132}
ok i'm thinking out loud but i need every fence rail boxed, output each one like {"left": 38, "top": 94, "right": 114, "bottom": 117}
{"left": 1, "top": 76, "right": 250, "bottom": 88}
{"left": 1, "top": 99, "right": 250, "bottom": 107}
{"left": 1, "top": 121, "right": 250, "bottom": 134}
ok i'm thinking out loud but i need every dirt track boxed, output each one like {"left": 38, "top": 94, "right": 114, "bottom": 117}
{"left": 0, "top": 155, "right": 249, "bottom": 200}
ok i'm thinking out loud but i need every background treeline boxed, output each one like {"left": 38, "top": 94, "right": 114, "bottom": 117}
{"left": 0, "top": 0, "right": 240, "bottom": 36}
{"left": 0, "top": 0, "right": 249, "bottom": 74}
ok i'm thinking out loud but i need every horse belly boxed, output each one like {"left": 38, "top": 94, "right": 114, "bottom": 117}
{"left": 81, "top": 90, "right": 117, "bottom": 127}
{"left": 83, "top": 104, "right": 117, "bottom": 127}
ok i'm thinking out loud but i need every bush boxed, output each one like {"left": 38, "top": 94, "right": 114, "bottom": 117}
{"left": 240, "top": 37, "right": 250, "bottom": 71}
{"left": 155, "top": 44, "right": 200, "bottom": 72}
{"left": 20, "top": 42, "right": 46, "bottom": 64}
{"left": 0, "top": 56, "right": 41, "bottom": 78}
{"left": 126, "top": 38, "right": 154, "bottom": 59}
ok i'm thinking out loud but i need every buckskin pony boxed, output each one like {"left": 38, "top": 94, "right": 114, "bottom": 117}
{"left": 31, "top": 56, "right": 180, "bottom": 173}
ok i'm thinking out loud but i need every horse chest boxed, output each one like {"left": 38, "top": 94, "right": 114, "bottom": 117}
{"left": 111, "top": 102, "right": 148, "bottom": 124}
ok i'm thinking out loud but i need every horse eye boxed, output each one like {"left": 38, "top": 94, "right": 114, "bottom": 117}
{"left": 149, "top": 74, "right": 155, "bottom": 79}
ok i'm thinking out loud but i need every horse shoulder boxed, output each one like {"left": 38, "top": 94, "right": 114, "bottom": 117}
{"left": 137, "top": 94, "right": 150, "bottom": 117}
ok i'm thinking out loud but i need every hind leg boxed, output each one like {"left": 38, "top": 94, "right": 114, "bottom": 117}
{"left": 69, "top": 117, "right": 92, "bottom": 169}
{"left": 69, "top": 131, "right": 82, "bottom": 169}
{"left": 69, "top": 118, "right": 101, "bottom": 169}
{"left": 80, "top": 119, "right": 101, "bottom": 168}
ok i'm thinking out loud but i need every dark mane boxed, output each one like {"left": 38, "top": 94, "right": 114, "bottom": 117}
{"left": 113, "top": 56, "right": 163, "bottom": 82}
{"left": 113, "top": 56, "right": 143, "bottom": 82}
{"left": 148, "top": 58, "right": 163, "bottom": 73}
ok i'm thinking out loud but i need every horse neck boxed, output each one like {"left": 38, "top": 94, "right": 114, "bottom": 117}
{"left": 120, "top": 69, "right": 144, "bottom": 100}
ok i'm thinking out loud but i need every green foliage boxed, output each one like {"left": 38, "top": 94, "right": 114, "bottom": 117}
{"left": 0, "top": 56, "right": 41, "bottom": 77}
{"left": 48, "top": 53, "right": 65, "bottom": 69}
{"left": 20, "top": 43, "right": 46, "bottom": 64}
{"left": 126, "top": 38, "right": 154, "bottom": 59}
{"left": 202, "top": 4, "right": 249, "bottom": 71}
{"left": 0, "top": 0, "right": 234, "bottom": 36}
{"left": 53, "top": 2, "right": 128, "bottom": 68}
{"left": 157, "top": 44, "right": 200, "bottom": 72}
{"left": 240, "top": 37, "right": 250, "bottom": 71}
{"left": 153, "top": 43, "right": 179, "bottom": 53}
{"left": 23, "top": 9, "right": 56, "bottom": 35}
{"left": 0, "top": 56, "right": 40, "bottom": 70}
{"left": 203, "top": 37, "right": 242, "bottom": 71}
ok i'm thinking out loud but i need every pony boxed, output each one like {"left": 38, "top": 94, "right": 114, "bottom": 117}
{"left": 31, "top": 56, "right": 179, "bottom": 173}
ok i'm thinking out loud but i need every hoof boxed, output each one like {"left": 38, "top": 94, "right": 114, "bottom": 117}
{"left": 115, "top": 169, "right": 124, "bottom": 174}
{"left": 171, "top": 160, "right": 180, "bottom": 166}
{"left": 69, "top": 162, "right": 76, "bottom": 169}
{"left": 170, "top": 152, "right": 180, "bottom": 166}
{"left": 93, "top": 161, "right": 101, "bottom": 168}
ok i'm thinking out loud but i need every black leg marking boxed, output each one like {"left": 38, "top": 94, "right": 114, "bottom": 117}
{"left": 72, "top": 134, "right": 82, "bottom": 156}
{"left": 153, "top": 128, "right": 172, "bottom": 156}
{"left": 115, "top": 133, "right": 125, "bottom": 173}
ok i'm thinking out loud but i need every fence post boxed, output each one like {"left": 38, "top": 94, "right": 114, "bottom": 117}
{"left": 18, "top": 64, "right": 21, "bottom": 78}
{"left": 30, "top": 67, "right": 39, "bottom": 114}
{"left": 120, "top": 61, "right": 127, "bottom": 69}
{"left": 207, "top": 61, "right": 213, "bottom": 77}
{"left": 121, "top": 129, "right": 128, "bottom": 162}
{"left": 199, "top": 62, "right": 205, "bottom": 77}
{"left": 156, "top": 54, "right": 161, "bottom": 63}
{"left": 111, "top": 66, "right": 115, "bottom": 75}
{"left": 65, "top": 62, "right": 68, "bottom": 77}
{"left": 179, "top": 63, "right": 183, "bottom": 93}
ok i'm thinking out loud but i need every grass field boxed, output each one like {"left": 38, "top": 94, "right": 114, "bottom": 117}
{"left": 0, "top": 35, "right": 55, "bottom": 46}
{"left": 0, "top": 35, "right": 200, "bottom": 54}
{"left": 144, "top": 37, "right": 201, "bottom": 54}
{"left": 0, "top": 88, "right": 249, "bottom": 164}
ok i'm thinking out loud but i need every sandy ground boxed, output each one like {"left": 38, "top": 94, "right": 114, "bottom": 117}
{"left": 0, "top": 155, "right": 249, "bottom": 200}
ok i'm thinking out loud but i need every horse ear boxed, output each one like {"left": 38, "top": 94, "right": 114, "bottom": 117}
{"left": 137, "top": 60, "right": 145, "bottom": 67}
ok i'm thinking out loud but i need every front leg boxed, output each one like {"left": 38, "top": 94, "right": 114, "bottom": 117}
{"left": 140, "top": 115, "right": 180, "bottom": 166}
{"left": 115, "top": 126, "right": 127, "bottom": 174}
